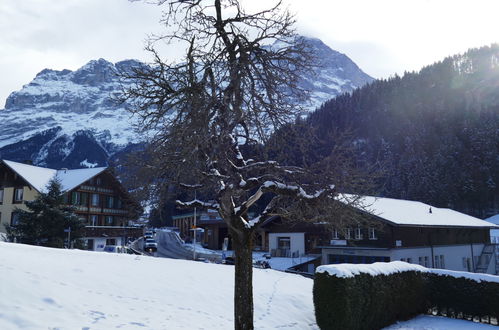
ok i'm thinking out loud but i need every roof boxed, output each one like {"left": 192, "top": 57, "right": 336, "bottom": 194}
{"left": 339, "top": 194, "right": 498, "bottom": 228}
{"left": 484, "top": 214, "right": 499, "bottom": 225}
{"left": 2, "top": 159, "right": 107, "bottom": 193}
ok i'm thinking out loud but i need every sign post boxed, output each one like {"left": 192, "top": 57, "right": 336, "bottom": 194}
{"left": 64, "top": 227, "right": 71, "bottom": 248}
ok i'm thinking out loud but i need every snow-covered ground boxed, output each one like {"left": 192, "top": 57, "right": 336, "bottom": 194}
{"left": 1, "top": 242, "right": 496, "bottom": 329}
{"left": 384, "top": 315, "right": 497, "bottom": 330}
{"left": 0, "top": 242, "right": 317, "bottom": 329}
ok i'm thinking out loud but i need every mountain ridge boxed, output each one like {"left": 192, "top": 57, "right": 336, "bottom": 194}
{"left": 0, "top": 37, "right": 373, "bottom": 168}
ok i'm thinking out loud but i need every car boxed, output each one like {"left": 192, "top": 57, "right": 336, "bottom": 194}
{"left": 144, "top": 231, "right": 154, "bottom": 239}
{"left": 143, "top": 238, "right": 158, "bottom": 252}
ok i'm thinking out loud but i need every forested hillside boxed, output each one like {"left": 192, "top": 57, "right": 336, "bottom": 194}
{"left": 305, "top": 45, "right": 499, "bottom": 218}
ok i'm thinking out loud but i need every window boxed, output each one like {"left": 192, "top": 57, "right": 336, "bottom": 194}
{"left": 106, "top": 238, "right": 116, "bottom": 245}
{"left": 345, "top": 228, "right": 352, "bottom": 240}
{"left": 0, "top": 188, "right": 3, "bottom": 204}
{"left": 62, "top": 193, "right": 69, "bottom": 204}
{"left": 277, "top": 237, "right": 291, "bottom": 249}
{"left": 418, "top": 257, "right": 424, "bottom": 266}
{"left": 332, "top": 229, "right": 340, "bottom": 240}
{"left": 107, "top": 196, "right": 114, "bottom": 208}
{"left": 440, "top": 255, "right": 445, "bottom": 269}
{"left": 105, "top": 216, "right": 114, "bottom": 226}
{"left": 406, "top": 257, "right": 412, "bottom": 264}
{"left": 96, "top": 178, "right": 102, "bottom": 186}
{"left": 72, "top": 192, "right": 81, "bottom": 205}
{"left": 354, "top": 227, "right": 363, "bottom": 240}
{"left": 87, "top": 239, "right": 94, "bottom": 250}
{"left": 81, "top": 192, "right": 88, "bottom": 206}
{"left": 14, "top": 188, "right": 23, "bottom": 203}
{"left": 424, "top": 256, "right": 429, "bottom": 267}
{"left": 434, "top": 255, "right": 440, "bottom": 268}
{"left": 11, "top": 212, "right": 20, "bottom": 226}
{"left": 90, "top": 215, "right": 98, "bottom": 226}
{"left": 368, "top": 227, "right": 377, "bottom": 240}
{"left": 91, "top": 194, "right": 100, "bottom": 206}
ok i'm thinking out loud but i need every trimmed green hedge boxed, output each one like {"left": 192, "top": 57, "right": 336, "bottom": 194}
{"left": 427, "top": 273, "right": 499, "bottom": 321}
{"left": 313, "top": 270, "right": 428, "bottom": 330}
{"left": 313, "top": 267, "right": 499, "bottom": 329}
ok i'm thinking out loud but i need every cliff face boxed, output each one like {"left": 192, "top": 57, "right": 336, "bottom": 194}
{"left": 0, "top": 38, "right": 372, "bottom": 168}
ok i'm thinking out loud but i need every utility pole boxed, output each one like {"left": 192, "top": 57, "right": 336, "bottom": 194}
{"left": 193, "top": 190, "right": 197, "bottom": 261}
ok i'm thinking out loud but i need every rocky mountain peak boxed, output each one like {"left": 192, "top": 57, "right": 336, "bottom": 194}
{"left": 0, "top": 37, "right": 373, "bottom": 168}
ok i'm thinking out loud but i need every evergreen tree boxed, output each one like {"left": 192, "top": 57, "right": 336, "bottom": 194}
{"left": 6, "top": 179, "right": 84, "bottom": 248}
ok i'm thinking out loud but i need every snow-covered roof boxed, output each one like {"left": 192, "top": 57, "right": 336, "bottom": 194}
{"left": 339, "top": 194, "right": 497, "bottom": 228}
{"left": 485, "top": 214, "right": 499, "bottom": 225}
{"left": 2, "top": 159, "right": 107, "bottom": 192}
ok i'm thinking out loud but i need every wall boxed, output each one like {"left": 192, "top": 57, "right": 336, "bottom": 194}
{"left": 0, "top": 186, "right": 39, "bottom": 233}
{"left": 322, "top": 243, "right": 493, "bottom": 274}
{"left": 268, "top": 232, "right": 305, "bottom": 256}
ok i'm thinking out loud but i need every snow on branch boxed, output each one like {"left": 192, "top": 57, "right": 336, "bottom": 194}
{"left": 179, "top": 183, "right": 204, "bottom": 189}
{"left": 176, "top": 199, "right": 219, "bottom": 210}
{"left": 262, "top": 181, "right": 335, "bottom": 199}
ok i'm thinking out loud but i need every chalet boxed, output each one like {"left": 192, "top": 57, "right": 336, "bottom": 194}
{"left": 0, "top": 160, "right": 142, "bottom": 250}
{"left": 263, "top": 194, "right": 499, "bottom": 275}
{"left": 173, "top": 209, "right": 228, "bottom": 249}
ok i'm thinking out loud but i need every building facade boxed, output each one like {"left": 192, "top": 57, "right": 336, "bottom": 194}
{"left": 0, "top": 160, "right": 142, "bottom": 250}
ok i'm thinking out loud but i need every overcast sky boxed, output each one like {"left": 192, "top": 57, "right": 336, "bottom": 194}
{"left": 1, "top": 0, "right": 499, "bottom": 107}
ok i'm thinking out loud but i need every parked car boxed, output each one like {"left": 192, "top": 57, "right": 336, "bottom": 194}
{"left": 143, "top": 238, "right": 158, "bottom": 252}
{"left": 103, "top": 245, "right": 134, "bottom": 254}
{"left": 144, "top": 231, "right": 154, "bottom": 239}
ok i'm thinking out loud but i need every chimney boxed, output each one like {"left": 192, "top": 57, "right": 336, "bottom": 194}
{"left": 61, "top": 168, "right": 68, "bottom": 173}
{"left": 429, "top": 207, "right": 432, "bottom": 214}
{"left": 23, "top": 160, "right": 33, "bottom": 165}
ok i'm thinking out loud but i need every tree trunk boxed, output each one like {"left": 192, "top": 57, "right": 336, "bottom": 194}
{"left": 232, "top": 228, "right": 255, "bottom": 330}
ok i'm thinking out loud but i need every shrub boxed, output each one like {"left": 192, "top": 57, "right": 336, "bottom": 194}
{"left": 313, "top": 262, "right": 499, "bottom": 329}
{"left": 313, "top": 263, "right": 428, "bottom": 330}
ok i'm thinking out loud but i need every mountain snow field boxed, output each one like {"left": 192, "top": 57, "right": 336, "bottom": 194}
{"left": 0, "top": 242, "right": 318, "bottom": 329}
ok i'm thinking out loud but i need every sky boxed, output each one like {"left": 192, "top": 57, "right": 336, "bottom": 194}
{"left": 1, "top": 0, "right": 499, "bottom": 107}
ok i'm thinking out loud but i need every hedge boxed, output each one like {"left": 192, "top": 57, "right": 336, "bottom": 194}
{"left": 427, "top": 272, "right": 499, "bottom": 321}
{"left": 313, "top": 270, "right": 428, "bottom": 329}
{"left": 313, "top": 262, "right": 499, "bottom": 330}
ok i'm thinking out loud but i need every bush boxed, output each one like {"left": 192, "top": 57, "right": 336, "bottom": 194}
{"left": 427, "top": 273, "right": 499, "bottom": 321}
{"left": 313, "top": 263, "right": 499, "bottom": 329}
{"left": 313, "top": 269, "right": 428, "bottom": 330}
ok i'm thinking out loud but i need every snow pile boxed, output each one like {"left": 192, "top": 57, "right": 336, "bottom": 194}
{"left": 317, "top": 261, "right": 499, "bottom": 283}
{"left": 0, "top": 242, "right": 318, "bottom": 329}
{"left": 316, "top": 261, "right": 426, "bottom": 278}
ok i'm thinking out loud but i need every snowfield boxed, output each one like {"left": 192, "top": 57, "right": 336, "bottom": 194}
{"left": 0, "top": 242, "right": 317, "bottom": 329}
{"left": 1, "top": 242, "right": 496, "bottom": 329}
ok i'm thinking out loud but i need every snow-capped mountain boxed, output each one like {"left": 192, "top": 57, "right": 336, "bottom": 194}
{"left": 0, "top": 37, "right": 372, "bottom": 168}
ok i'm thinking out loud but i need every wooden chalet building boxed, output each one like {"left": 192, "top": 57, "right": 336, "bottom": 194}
{"left": 263, "top": 194, "right": 499, "bottom": 275}
{"left": 172, "top": 209, "right": 228, "bottom": 249}
{"left": 0, "top": 160, "right": 142, "bottom": 250}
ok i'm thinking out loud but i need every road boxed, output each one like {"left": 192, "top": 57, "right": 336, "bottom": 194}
{"left": 154, "top": 230, "right": 222, "bottom": 262}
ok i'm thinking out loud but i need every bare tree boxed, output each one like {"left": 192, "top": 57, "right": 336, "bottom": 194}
{"left": 120, "top": 1, "right": 373, "bottom": 328}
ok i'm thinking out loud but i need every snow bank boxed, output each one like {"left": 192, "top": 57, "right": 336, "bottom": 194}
{"left": 0, "top": 242, "right": 317, "bottom": 329}
{"left": 317, "top": 261, "right": 499, "bottom": 283}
